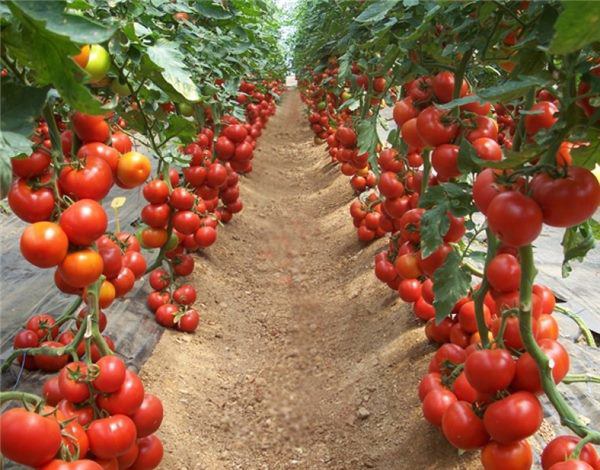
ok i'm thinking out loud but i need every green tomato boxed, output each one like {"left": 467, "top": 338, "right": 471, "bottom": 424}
{"left": 164, "top": 232, "right": 179, "bottom": 251}
{"left": 84, "top": 44, "right": 111, "bottom": 83}
{"left": 110, "top": 79, "right": 131, "bottom": 96}
{"left": 179, "top": 102, "right": 194, "bottom": 117}
{"left": 317, "top": 101, "right": 326, "bottom": 110}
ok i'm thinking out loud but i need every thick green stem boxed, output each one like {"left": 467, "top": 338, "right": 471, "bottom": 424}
{"left": 86, "top": 277, "right": 113, "bottom": 357}
{"left": 512, "top": 88, "right": 535, "bottom": 153}
{"left": 518, "top": 245, "right": 600, "bottom": 443}
{"left": 563, "top": 374, "right": 600, "bottom": 385}
{"left": 53, "top": 296, "right": 83, "bottom": 329}
{"left": 0, "top": 391, "right": 43, "bottom": 406}
{"left": 472, "top": 229, "right": 498, "bottom": 349}
{"left": 420, "top": 152, "right": 431, "bottom": 196}
{"left": 452, "top": 48, "right": 474, "bottom": 117}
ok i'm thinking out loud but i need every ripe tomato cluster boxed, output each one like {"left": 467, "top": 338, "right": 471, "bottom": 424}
{"left": 300, "top": 56, "right": 600, "bottom": 469}
{"left": 3, "top": 72, "right": 283, "bottom": 468}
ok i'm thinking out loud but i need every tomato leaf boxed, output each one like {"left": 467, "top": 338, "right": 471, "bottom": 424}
{"left": 164, "top": 114, "right": 197, "bottom": 144}
{"left": 550, "top": 1, "right": 600, "bottom": 54}
{"left": 195, "top": 0, "right": 234, "bottom": 20}
{"left": 355, "top": 0, "right": 401, "bottom": 24}
{"left": 561, "top": 221, "right": 598, "bottom": 277}
{"left": 478, "top": 76, "right": 548, "bottom": 102}
{"left": 145, "top": 39, "right": 201, "bottom": 102}
{"left": 571, "top": 137, "right": 600, "bottom": 169}
{"left": 356, "top": 117, "right": 379, "bottom": 174}
{"left": 457, "top": 138, "right": 482, "bottom": 173}
{"left": 433, "top": 250, "right": 471, "bottom": 324}
{"left": 420, "top": 203, "right": 450, "bottom": 258}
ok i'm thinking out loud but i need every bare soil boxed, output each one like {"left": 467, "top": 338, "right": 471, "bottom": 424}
{"left": 140, "top": 90, "right": 479, "bottom": 470}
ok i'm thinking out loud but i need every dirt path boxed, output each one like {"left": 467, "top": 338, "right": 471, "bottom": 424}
{"left": 140, "top": 91, "right": 478, "bottom": 470}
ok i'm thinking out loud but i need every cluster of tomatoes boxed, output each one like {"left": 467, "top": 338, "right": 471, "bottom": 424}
{"left": 2, "top": 355, "right": 163, "bottom": 469}
{"left": 300, "top": 59, "right": 600, "bottom": 469}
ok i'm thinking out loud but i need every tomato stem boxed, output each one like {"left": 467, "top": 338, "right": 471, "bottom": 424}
{"left": 562, "top": 374, "right": 600, "bottom": 385}
{"left": 472, "top": 228, "right": 498, "bottom": 349}
{"left": 518, "top": 244, "right": 600, "bottom": 443}
{"left": 0, "top": 391, "right": 43, "bottom": 406}
{"left": 554, "top": 305, "right": 597, "bottom": 348}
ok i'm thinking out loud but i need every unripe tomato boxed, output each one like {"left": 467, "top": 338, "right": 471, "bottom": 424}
{"left": 117, "top": 152, "right": 151, "bottom": 188}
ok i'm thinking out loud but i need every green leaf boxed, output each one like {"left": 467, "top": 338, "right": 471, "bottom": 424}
{"left": 145, "top": 40, "right": 201, "bottom": 102}
{"left": 433, "top": 251, "right": 471, "bottom": 324}
{"left": 195, "top": 0, "right": 233, "bottom": 20}
{"left": 478, "top": 76, "right": 548, "bottom": 102}
{"left": 436, "top": 95, "right": 481, "bottom": 111}
{"left": 561, "top": 221, "right": 597, "bottom": 277}
{"left": 12, "top": 0, "right": 115, "bottom": 44}
{"left": 6, "top": 1, "right": 105, "bottom": 113}
{"left": 550, "top": 1, "right": 600, "bottom": 54}
{"left": 355, "top": 0, "right": 401, "bottom": 23}
{"left": 457, "top": 138, "right": 482, "bottom": 174}
{"left": 420, "top": 182, "right": 475, "bottom": 216}
{"left": 571, "top": 137, "right": 600, "bottom": 169}
{"left": 0, "top": 83, "right": 49, "bottom": 197}
{"left": 420, "top": 203, "right": 450, "bottom": 258}
{"left": 356, "top": 117, "right": 379, "bottom": 155}
{"left": 165, "top": 114, "right": 197, "bottom": 144}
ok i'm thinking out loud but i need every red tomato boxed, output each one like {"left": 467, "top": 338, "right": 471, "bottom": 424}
{"left": 12, "top": 149, "right": 51, "bottom": 178}
{"left": 111, "top": 267, "right": 135, "bottom": 297}
{"left": 129, "top": 435, "right": 163, "bottom": 470}
{"left": 111, "top": 131, "right": 132, "bottom": 154}
{"left": 481, "top": 440, "right": 533, "bottom": 470}
{"left": 43, "top": 376, "right": 63, "bottom": 404}
{"left": 422, "top": 388, "right": 457, "bottom": 426}
{"left": 143, "top": 180, "right": 170, "bottom": 204}
{"left": 483, "top": 391, "right": 543, "bottom": 443}
{"left": 172, "top": 253, "right": 194, "bottom": 276}
{"left": 147, "top": 291, "right": 170, "bottom": 312}
{"left": 398, "top": 278, "right": 422, "bottom": 303}
{"left": 20, "top": 222, "right": 68, "bottom": 268}
{"left": 93, "top": 355, "right": 127, "bottom": 393}
{"left": 8, "top": 178, "right": 55, "bottom": 222}
{"left": 442, "top": 401, "right": 490, "bottom": 450}
{"left": 473, "top": 137, "right": 503, "bottom": 162}
{"left": 0, "top": 408, "right": 62, "bottom": 467}
{"left": 487, "top": 191, "right": 543, "bottom": 247}
{"left": 173, "top": 284, "right": 197, "bottom": 305}
{"left": 418, "top": 243, "right": 452, "bottom": 277}
{"left": 401, "top": 118, "right": 425, "bottom": 149}
{"left": 432, "top": 71, "right": 469, "bottom": 103}
{"left": 531, "top": 166, "right": 600, "bottom": 227}
{"left": 452, "top": 371, "right": 478, "bottom": 403}
{"left": 97, "top": 370, "right": 145, "bottom": 416}
{"left": 60, "top": 199, "right": 108, "bottom": 246}
{"left": 177, "top": 309, "right": 200, "bottom": 332}
{"left": 122, "top": 251, "right": 146, "bottom": 279}
{"left": 39, "top": 459, "right": 104, "bottom": 469}
{"left": 170, "top": 187, "right": 196, "bottom": 210}
{"left": 141, "top": 203, "right": 171, "bottom": 229}
{"left": 130, "top": 394, "right": 163, "bottom": 438}
{"left": 155, "top": 303, "right": 178, "bottom": 327}
{"left": 34, "top": 341, "right": 69, "bottom": 371}
{"left": 59, "top": 157, "right": 114, "bottom": 201}
{"left": 77, "top": 143, "right": 120, "bottom": 174}
{"left": 431, "top": 144, "right": 460, "bottom": 179}
{"left": 458, "top": 301, "right": 491, "bottom": 334}
{"left": 541, "top": 435, "right": 599, "bottom": 470}
{"left": 72, "top": 112, "right": 110, "bottom": 143}
{"left": 464, "top": 349, "right": 516, "bottom": 393}
{"left": 195, "top": 226, "right": 217, "bottom": 247}
{"left": 87, "top": 414, "right": 137, "bottom": 459}
{"left": 486, "top": 253, "right": 521, "bottom": 293}
{"left": 416, "top": 105, "right": 459, "bottom": 146}
{"left": 393, "top": 97, "right": 418, "bottom": 126}
{"left": 513, "top": 339, "right": 570, "bottom": 393}
{"left": 418, "top": 372, "right": 443, "bottom": 401}
{"left": 548, "top": 461, "right": 595, "bottom": 470}
{"left": 26, "top": 313, "right": 59, "bottom": 339}
{"left": 58, "top": 361, "right": 90, "bottom": 403}
{"left": 524, "top": 101, "right": 558, "bottom": 135}
{"left": 430, "top": 343, "right": 467, "bottom": 374}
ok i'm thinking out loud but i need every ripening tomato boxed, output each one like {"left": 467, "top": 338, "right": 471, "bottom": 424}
{"left": 117, "top": 152, "right": 151, "bottom": 188}
{"left": 87, "top": 415, "right": 137, "bottom": 459}
{"left": 141, "top": 228, "right": 168, "bottom": 248}
{"left": 481, "top": 440, "right": 533, "bottom": 470}
{"left": 20, "top": 222, "right": 69, "bottom": 268}
{"left": 442, "top": 401, "right": 490, "bottom": 450}
{"left": 84, "top": 44, "right": 111, "bottom": 82}
{"left": 60, "top": 199, "right": 108, "bottom": 246}
{"left": 524, "top": 101, "right": 558, "bottom": 135}
{"left": 487, "top": 191, "right": 543, "bottom": 247}
{"left": 0, "top": 408, "right": 62, "bottom": 467}
{"left": 58, "top": 249, "right": 103, "bottom": 288}
{"left": 531, "top": 166, "right": 600, "bottom": 227}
